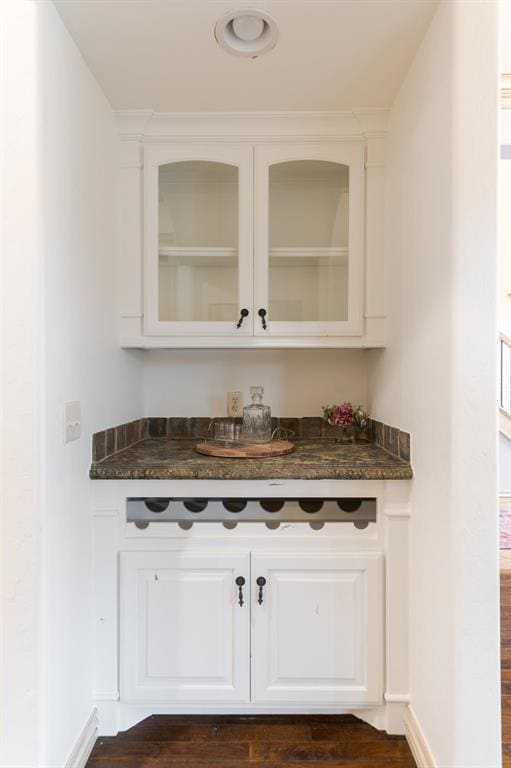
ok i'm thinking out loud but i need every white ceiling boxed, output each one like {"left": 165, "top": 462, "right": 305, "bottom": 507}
{"left": 54, "top": 0, "right": 438, "bottom": 112}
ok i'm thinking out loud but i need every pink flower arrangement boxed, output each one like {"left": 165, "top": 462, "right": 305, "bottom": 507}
{"left": 326, "top": 402, "right": 355, "bottom": 428}
{"left": 322, "top": 402, "right": 370, "bottom": 429}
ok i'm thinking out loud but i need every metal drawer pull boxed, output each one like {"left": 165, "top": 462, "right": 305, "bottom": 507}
{"left": 235, "top": 576, "right": 246, "bottom": 607}
{"left": 256, "top": 576, "right": 266, "bottom": 605}
{"left": 236, "top": 308, "right": 249, "bottom": 329}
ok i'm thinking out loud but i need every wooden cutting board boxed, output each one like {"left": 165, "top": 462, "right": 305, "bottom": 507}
{"left": 195, "top": 440, "right": 295, "bottom": 459}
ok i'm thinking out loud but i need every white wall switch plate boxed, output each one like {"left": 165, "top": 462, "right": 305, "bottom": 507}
{"left": 227, "top": 391, "right": 243, "bottom": 418}
{"left": 64, "top": 401, "right": 81, "bottom": 443}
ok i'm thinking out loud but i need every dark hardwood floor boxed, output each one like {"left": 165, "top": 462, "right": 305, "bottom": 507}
{"left": 86, "top": 713, "right": 417, "bottom": 767}
{"left": 502, "top": 570, "right": 511, "bottom": 767}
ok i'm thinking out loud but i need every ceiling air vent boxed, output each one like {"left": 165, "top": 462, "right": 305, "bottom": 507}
{"left": 214, "top": 9, "right": 278, "bottom": 58}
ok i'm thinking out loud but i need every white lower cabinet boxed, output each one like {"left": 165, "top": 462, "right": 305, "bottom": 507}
{"left": 120, "top": 551, "right": 251, "bottom": 703}
{"left": 121, "top": 550, "right": 383, "bottom": 707}
{"left": 251, "top": 553, "right": 383, "bottom": 707}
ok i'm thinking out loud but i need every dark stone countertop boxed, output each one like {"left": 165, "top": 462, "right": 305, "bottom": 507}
{"left": 89, "top": 438, "right": 413, "bottom": 481}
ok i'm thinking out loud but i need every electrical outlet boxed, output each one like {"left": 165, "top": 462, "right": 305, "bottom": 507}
{"left": 227, "top": 391, "right": 243, "bottom": 418}
{"left": 64, "top": 401, "right": 81, "bottom": 443}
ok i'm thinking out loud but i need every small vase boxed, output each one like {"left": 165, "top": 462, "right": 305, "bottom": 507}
{"left": 333, "top": 425, "right": 354, "bottom": 444}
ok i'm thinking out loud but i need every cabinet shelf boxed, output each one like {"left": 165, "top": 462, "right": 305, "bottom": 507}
{"left": 159, "top": 247, "right": 237, "bottom": 268}
{"left": 158, "top": 246, "right": 348, "bottom": 268}
{"left": 270, "top": 247, "right": 348, "bottom": 267}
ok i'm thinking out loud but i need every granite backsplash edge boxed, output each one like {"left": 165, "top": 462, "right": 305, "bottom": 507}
{"left": 91, "top": 417, "right": 411, "bottom": 466}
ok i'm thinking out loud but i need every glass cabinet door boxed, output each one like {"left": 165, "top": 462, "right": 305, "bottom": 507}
{"left": 254, "top": 144, "right": 364, "bottom": 337}
{"left": 144, "top": 145, "right": 253, "bottom": 336}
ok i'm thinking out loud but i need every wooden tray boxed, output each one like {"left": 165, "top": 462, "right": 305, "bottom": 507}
{"left": 195, "top": 440, "right": 295, "bottom": 459}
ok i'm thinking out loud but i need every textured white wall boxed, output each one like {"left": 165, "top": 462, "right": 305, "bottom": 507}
{"left": 1, "top": 2, "right": 42, "bottom": 766}
{"left": 142, "top": 349, "right": 369, "bottom": 417}
{"left": 449, "top": 5, "right": 499, "bottom": 763}
{"left": 38, "top": 3, "right": 143, "bottom": 766}
{"left": 502, "top": 0, "right": 511, "bottom": 73}
{"left": 368, "top": 1, "right": 499, "bottom": 765}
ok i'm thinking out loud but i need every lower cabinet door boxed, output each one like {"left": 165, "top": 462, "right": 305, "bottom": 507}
{"left": 251, "top": 553, "right": 383, "bottom": 706}
{"left": 120, "top": 551, "right": 250, "bottom": 703}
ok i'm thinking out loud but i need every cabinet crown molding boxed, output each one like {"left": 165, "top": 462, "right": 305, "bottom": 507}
{"left": 115, "top": 109, "right": 390, "bottom": 142}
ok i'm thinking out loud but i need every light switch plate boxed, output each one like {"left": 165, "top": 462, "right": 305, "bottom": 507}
{"left": 64, "top": 401, "right": 81, "bottom": 443}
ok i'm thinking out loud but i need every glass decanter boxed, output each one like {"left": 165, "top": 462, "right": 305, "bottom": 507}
{"left": 242, "top": 386, "right": 271, "bottom": 444}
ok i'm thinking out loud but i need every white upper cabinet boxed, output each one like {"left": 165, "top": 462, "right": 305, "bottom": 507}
{"left": 254, "top": 144, "right": 364, "bottom": 338}
{"left": 144, "top": 144, "right": 254, "bottom": 338}
{"left": 118, "top": 112, "right": 388, "bottom": 348}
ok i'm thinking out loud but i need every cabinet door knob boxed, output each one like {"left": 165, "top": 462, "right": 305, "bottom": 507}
{"left": 235, "top": 576, "right": 246, "bottom": 607}
{"left": 258, "top": 308, "right": 268, "bottom": 330}
{"left": 256, "top": 576, "right": 267, "bottom": 605}
{"left": 236, "top": 308, "right": 249, "bottom": 329}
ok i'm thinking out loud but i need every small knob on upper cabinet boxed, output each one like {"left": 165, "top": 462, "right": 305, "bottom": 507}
{"left": 258, "top": 308, "right": 267, "bottom": 330}
{"left": 236, "top": 308, "right": 249, "bottom": 329}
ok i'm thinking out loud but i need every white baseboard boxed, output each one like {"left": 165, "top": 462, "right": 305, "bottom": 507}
{"left": 405, "top": 706, "right": 436, "bottom": 768}
{"left": 64, "top": 708, "right": 98, "bottom": 768}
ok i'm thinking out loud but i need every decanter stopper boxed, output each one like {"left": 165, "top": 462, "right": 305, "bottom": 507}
{"left": 250, "top": 385, "right": 264, "bottom": 404}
